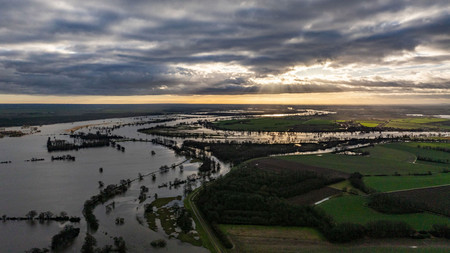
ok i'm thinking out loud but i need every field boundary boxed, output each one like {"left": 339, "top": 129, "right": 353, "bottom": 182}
{"left": 385, "top": 184, "right": 450, "bottom": 193}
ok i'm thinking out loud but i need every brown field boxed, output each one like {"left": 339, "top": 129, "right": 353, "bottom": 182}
{"left": 221, "top": 225, "right": 450, "bottom": 253}
{"left": 249, "top": 157, "right": 349, "bottom": 179}
{"left": 287, "top": 187, "right": 341, "bottom": 206}
{"left": 221, "top": 225, "right": 327, "bottom": 253}
{"left": 388, "top": 185, "right": 450, "bottom": 217}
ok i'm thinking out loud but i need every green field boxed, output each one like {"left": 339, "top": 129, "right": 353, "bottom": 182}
{"left": 280, "top": 144, "right": 446, "bottom": 175}
{"left": 385, "top": 118, "right": 450, "bottom": 130}
{"left": 356, "top": 120, "right": 385, "bottom": 127}
{"left": 365, "top": 174, "right": 450, "bottom": 192}
{"left": 213, "top": 117, "right": 340, "bottom": 131}
{"left": 319, "top": 195, "right": 449, "bottom": 230}
{"left": 385, "top": 142, "right": 450, "bottom": 163}
{"left": 214, "top": 116, "right": 450, "bottom": 132}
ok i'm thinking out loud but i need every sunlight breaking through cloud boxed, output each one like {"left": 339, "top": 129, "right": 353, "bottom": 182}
{"left": 0, "top": 0, "right": 448, "bottom": 103}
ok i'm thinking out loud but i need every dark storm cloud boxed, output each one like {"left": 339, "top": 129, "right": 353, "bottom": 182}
{"left": 0, "top": 0, "right": 449, "bottom": 96}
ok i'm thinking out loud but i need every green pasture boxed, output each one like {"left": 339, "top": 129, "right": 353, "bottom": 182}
{"left": 318, "top": 195, "right": 449, "bottom": 230}
{"left": 364, "top": 173, "right": 450, "bottom": 192}
{"left": 280, "top": 145, "right": 444, "bottom": 175}
{"left": 385, "top": 118, "right": 450, "bottom": 130}
{"left": 356, "top": 120, "right": 385, "bottom": 127}
{"left": 385, "top": 143, "right": 450, "bottom": 163}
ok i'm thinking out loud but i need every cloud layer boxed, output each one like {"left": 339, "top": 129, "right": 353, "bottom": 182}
{"left": 0, "top": 0, "right": 449, "bottom": 98}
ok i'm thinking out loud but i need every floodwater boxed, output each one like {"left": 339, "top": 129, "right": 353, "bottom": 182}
{"left": 1, "top": 112, "right": 449, "bottom": 252}
{"left": 0, "top": 115, "right": 227, "bottom": 252}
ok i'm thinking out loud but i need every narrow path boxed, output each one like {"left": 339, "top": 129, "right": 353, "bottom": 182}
{"left": 187, "top": 188, "right": 227, "bottom": 253}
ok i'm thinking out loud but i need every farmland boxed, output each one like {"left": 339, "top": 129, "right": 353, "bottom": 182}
{"left": 356, "top": 120, "right": 385, "bottom": 127}
{"left": 365, "top": 173, "right": 450, "bottom": 192}
{"left": 279, "top": 142, "right": 449, "bottom": 175}
{"left": 387, "top": 186, "right": 450, "bottom": 216}
{"left": 195, "top": 142, "right": 450, "bottom": 251}
{"left": 318, "top": 195, "right": 449, "bottom": 230}
{"left": 385, "top": 142, "right": 450, "bottom": 164}
{"left": 212, "top": 114, "right": 450, "bottom": 132}
{"left": 219, "top": 224, "right": 450, "bottom": 253}
{"left": 385, "top": 118, "right": 450, "bottom": 130}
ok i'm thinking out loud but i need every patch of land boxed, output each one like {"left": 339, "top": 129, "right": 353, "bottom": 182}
{"left": 138, "top": 125, "right": 213, "bottom": 138}
{"left": 195, "top": 141, "right": 450, "bottom": 252}
{"left": 65, "top": 123, "right": 107, "bottom": 133}
{"left": 212, "top": 115, "right": 450, "bottom": 132}
{"left": 384, "top": 118, "right": 450, "bottom": 130}
{"left": 319, "top": 195, "right": 449, "bottom": 230}
{"left": 355, "top": 120, "right": 385, "bottom": 128}
{"left": 287, "top": 187, "right": 341, "bottom": 206}
{"left": 279, "top": 144, "right": 448, "bottom": 175}
{"left": 144, "top": 196, "right": 202, "bottom": 246}
{"left": 250, "top": 157, "right": 349, "bottom": 179}
{"left": 364, "top": 174, "right": 450, "bottom": 192}
{"left": 212, "top": 117, "right": 344, "bottom": 132}
{"left": 387, "top": 185, "right": 450, "bottom": 216}
{"left": 220, "top": 224, "right": 450, "bottom": 253}
{"left": 0, "top": 104, "right": 177, "bottom": 127}
{"left": 386, "top": 142, "right": 450, "bottom": 164}
{"left": 329, "top": 180, "right": 366, "bottom": 195}
{"left": 220, "top": 225, "right": 326, "bottom": 253}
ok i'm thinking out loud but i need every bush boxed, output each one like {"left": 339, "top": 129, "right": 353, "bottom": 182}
{"left": 150, "top": 239, "right": 167, "bottom": 248}
{"left": 368, "top": 194, "right": 419, "bottom": 214}
{"left": 176, "top": 209, "right": 193, "bottom": 233}
{"left": 51, "top": 225, "right": 80, "bottom": 250}
{"left": 429, "top": 224, "right": 450, "bottom": 239}
{"left": 81, "top": 233, "right": 97, "bottom": 253}
{"left": 366, "top": 220, "right": 414, "bottom": 238}
{"left": 348, "top": 172, "right": 374, "bottom": 194}
{"left": 325, "top": 223, "right": 366, "bottom": 243}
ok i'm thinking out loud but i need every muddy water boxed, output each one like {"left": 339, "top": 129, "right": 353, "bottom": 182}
{"left": 0, "top": 116, "right": 227, "bottom": 252}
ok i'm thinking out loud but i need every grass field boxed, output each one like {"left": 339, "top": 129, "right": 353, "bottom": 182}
{"left": 329, "top": 180, "right": 366, "bottom": 194}
{"left": 385, "top": 142, "right": 450, "bottom": 163}
{"left": 365, "top": 174, "right": 450, "bottom": 192}
{"left": 356, "top": 120, "right": 385, "bottom": 127}
{"left": 280, "top": 145, "right": 445, "bottom": 175}
{"left": 385, "top": 118, "right": 450, "bottom": 130}
{"left": 214, "top": 116, "right": 450, "bottom": 132}
{"left": 318, "top": 195, "right": 449, "bottom": 230}
{"left": 150, "top": 196, "right": 181, "bottom": 208}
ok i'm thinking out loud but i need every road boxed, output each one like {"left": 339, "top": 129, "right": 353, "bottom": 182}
{"left": 187, "top": 188, "right": 227, "bottom": 253}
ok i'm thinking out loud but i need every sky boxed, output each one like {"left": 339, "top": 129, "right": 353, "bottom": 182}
{"left": 0, "top": 0, "right": 449, "bottom": 104}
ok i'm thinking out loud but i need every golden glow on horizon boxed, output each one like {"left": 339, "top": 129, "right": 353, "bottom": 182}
{"left": 0, "top": 93, "right": 448, "bottom": 105}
